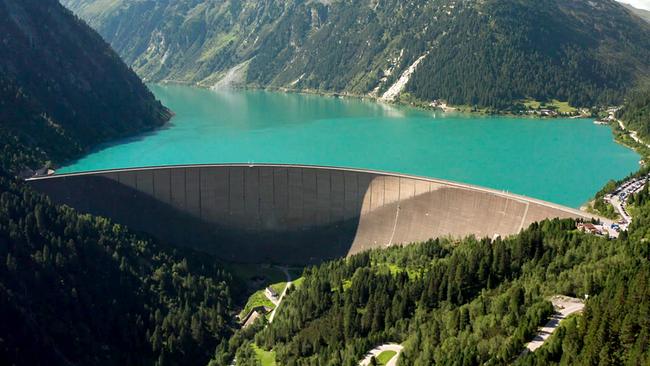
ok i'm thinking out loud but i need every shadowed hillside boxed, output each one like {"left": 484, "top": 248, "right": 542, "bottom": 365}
{"left": 0, "top": 0, "right": 170, "bottom": 171}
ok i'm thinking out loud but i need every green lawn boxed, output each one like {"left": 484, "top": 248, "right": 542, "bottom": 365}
{"left": 523, "top": 99, "right": 577, "bottom": 114}
{"left": 376, "top": 350, "right": 397, "bottom": 365}
{"left": 380, "top": 263, "right": 425, "bottom": 280}
{"left": 270, "top": 282, "right": 287, "bottom": 295}
{"left": 252, "top": 344, "right": 277, "bottom": 366}
{"left": 523, "top": 100, "right": 542, "bottom": 109}
{"left": 552, "top": 100, "right": 576, "bottom": 114}
{"left": 292, "top": 276, "right": 305, "bottom": 289}
{"left": 239, "top": 289, "right": 275, "bottom": 320}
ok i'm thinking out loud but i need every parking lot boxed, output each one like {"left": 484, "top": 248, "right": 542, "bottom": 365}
{"left": 603, "top": 173, "right": 650, "bottom": 231}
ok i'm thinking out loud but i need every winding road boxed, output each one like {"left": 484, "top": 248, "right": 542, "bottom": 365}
{"left": 524, "top": 296, "right": 585, "bottom": 353}
{"left": 617, "top": 117, "right": 650, "bottom": 149}
{"left": 359, "top": 343, "right": 404, "bottom": 366}
{"left": 610, "top": 196, "right": 632, "bottom": 226}
{"left": 268, "top": 266, "right": 292, "bottom": 323}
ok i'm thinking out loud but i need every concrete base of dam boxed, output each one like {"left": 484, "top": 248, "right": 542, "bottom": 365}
{"left": 28, "top": 164, "right": 602, "bottom": 264}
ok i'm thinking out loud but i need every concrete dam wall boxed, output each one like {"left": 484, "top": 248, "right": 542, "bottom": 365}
{"left": 28, "top": 164, "right": 600, "bottom": 264}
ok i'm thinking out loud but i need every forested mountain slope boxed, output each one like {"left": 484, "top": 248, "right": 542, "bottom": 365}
{"left": 0, "top": 1, "right": 237, "bottom": 365}
{"left": 618, "top": 88, "right": 650, "bottom": 140}
{"left": 0, "top": 170, "right": 235, "bottom": 366}
{"left": 0, "top": 0, "right": 170, "bottom": 171}
{"left": 223, "top": 219, "right": 650, "bottom": 365}
{"left": 63, "top": 0, "right": 650, "bottom": 109}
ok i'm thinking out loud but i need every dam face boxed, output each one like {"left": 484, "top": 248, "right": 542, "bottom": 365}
{"left": 28, "top": 164, "right": 599, "bottom": 264}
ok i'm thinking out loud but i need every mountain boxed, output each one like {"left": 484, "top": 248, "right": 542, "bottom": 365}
{"left": 622, "top": 3, "right": 650, "bottom": 22}
{"left": 62, "top": 0, "right": 650, "bottom": 109}
{"left": 0, "top": 0, "right": 170, "bottom": 172}
{"left": 0, "top": 2, "right": 237, "bottom": 365}
{"left": 0, "top": 170, "right": 235, "bottom": 366}
{"left": 2, "top": 1, "right": 650, "bottom": 365}
{"left": 217, "top": 219, "right": 650, "bottom": 365}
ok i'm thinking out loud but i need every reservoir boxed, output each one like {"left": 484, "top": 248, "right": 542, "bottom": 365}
{"left": 59, "top": 84, "right": 640, "bottom": 208}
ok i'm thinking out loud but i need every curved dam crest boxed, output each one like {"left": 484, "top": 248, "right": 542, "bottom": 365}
{"left": 28, "top": 164, "right": 603, "bottom": 264}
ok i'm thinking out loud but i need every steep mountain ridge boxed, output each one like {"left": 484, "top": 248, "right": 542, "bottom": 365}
{"left": 0, "top": 0, "right": 170, "bottom": 171}
{"left": 63, "top": 0, "right": 650, "bottom": 109}
{"left": 622, "top": 3, "right": 650, "bottom": 22}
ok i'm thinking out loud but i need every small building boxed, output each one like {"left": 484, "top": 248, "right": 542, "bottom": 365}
{"left": 577, "top": 223, "right": 600, "bottom": 235}
{"left": 265, "top": 286, "right": 279, "bottom": 300}
{"left": 19, "top": 167, "right": 55, "bottom": 179}
{"left": 240, "top": 305, "right": 272, "bottom": 328}
{"left": 34, "top": 167, "right": 55, "bottom": 177}
{"left": 540, "top": 109, "right": 558, "bottom": 117}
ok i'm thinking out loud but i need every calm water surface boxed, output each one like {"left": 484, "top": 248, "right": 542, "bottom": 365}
{"left": 59, "top": 84, "right": 640, "bottom": 208}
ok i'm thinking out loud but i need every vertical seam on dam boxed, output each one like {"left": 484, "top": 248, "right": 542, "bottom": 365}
{"left": 388, "top": 205, "right": 400, "bottom": 247}
{"left": 369, "top": 177, "right": 373, "bottom": 211}
{"left": 258, "top": 168, "right": 262, "bottom": 223}
{"left": 329, "top": 170, "right": 332, "bottom": 223}
{"left": 519, "top": 201, "right": 530, "bottom": 232}
{"left": 152, "top": 171, "right": 156, "bottom": 201}
{"left": 199, "top": 168, "right": 203, "bottom": 219}
{"left": 168, "top": 169, "right": 172, "bottom": 204}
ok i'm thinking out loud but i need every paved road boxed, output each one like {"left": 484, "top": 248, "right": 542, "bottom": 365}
{"left": 610, "top": 196, "right": 632, "bottom": 225}
{"left": 268, "top": 266, "right": 291, "bottom": 323}
{"left": 359, "top": 343, "right": 404, "bottom": 366}
{"left": 618, "top": 118, "right": 650, "bottom": 148}
{"left": 524, "top": 296, "right": 585, "bottom": 353}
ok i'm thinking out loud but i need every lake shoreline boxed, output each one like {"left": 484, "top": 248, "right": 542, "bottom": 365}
{"left": 153, "top": 80, "right": 595, "bottom": 121}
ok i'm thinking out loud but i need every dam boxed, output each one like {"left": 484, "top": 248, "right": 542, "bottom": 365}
{"left": 28, "top": 164, "right": 602, "bottom": 264}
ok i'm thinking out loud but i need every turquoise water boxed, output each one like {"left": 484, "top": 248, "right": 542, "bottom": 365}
{"left": 59, "top": 84, "right": 640, "bottom": 208}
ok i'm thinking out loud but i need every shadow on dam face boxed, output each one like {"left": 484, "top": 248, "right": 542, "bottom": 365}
{"left": 28, "top": 164, "right": 601, "bottom": 265}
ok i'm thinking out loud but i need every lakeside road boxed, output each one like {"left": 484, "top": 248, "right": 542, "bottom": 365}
{"left": 359, "top": 344, "right": 404, "bottom": 366}
{"left": 524, "top": 296, "right": 585, "bottom": 353}
{"left": 617, "top": 118, "right": 650, "bottom": 149}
